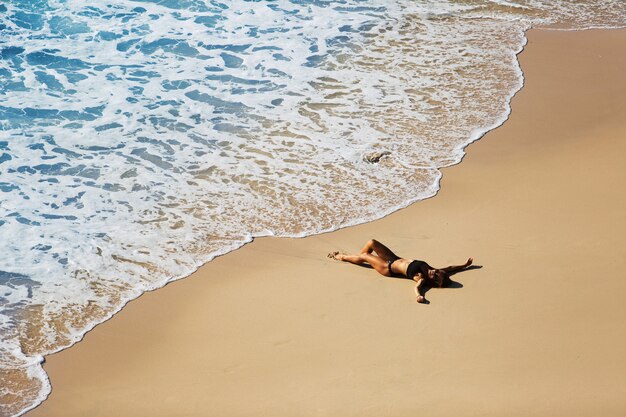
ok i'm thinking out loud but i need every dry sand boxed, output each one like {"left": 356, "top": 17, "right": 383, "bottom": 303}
{"left": 27, "top": 28, "right": 626, "bottom": 417}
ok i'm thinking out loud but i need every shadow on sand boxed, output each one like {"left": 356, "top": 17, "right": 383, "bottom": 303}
{"left": 381, "top": 264, "right": 483, "bottom": 304}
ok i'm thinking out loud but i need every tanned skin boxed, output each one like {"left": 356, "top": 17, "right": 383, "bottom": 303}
{"left": 328, "top": 239, "right": 473, "bottom": 303}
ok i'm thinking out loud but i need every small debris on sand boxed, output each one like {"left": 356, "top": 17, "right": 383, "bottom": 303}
{"left": 363, "top": 151, "right": 391, "bottom": 164}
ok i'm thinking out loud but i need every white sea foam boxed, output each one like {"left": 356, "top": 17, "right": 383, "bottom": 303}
{"left": 0, "top": 1, "right": 624, "bottom": 415}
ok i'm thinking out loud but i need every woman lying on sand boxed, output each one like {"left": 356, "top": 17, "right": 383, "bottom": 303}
{"left": 328, "top": 239, "right": 473, "bottom": 303}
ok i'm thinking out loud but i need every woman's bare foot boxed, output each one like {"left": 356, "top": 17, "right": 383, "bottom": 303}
{"left": 416, "top": 295, "right": 426, "bottom": 303}
{"left": 327, "top": 251, "right": 345, "bottom": 261}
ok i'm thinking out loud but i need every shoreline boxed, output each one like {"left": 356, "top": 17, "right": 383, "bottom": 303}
{"left": 5, "top": 23, "right": 532, "bottom": 417}
{"left": 3, "top": 23, "right": 529, "bottom": 417}
{"left": 25, "top": 28, "right": 626, "bottom": 417}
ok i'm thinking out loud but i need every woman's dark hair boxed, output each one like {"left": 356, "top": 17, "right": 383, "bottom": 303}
{"left": 433, "top": 270, "right": 450, "bottom": 288}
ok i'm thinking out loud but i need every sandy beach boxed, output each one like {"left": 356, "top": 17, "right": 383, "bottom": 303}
{"left": 26, "top": 28, "right": 626, "bottom": 417}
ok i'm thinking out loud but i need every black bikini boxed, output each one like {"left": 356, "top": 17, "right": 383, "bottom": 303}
{"left": 406, "top": 260, "right": 427, "bottom": 279}
{"left": 387, "top": 257, "right": 400, "bottom": 274}
{"left": 388, "top": 258, "right": 426, "bottom": 279}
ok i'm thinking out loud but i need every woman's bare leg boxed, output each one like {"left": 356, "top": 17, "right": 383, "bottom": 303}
{"left": 328, "top": 251, "right": 391, "bottom": 276}
{"left": 358, "top": 239, "right": 399, "bottom": 262}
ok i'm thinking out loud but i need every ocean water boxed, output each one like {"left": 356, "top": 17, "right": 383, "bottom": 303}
{"left": 0, "top": 1, "right": 624, "bottom": 415}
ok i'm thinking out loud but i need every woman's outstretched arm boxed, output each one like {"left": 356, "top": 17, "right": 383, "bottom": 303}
{"left": 414, "top": 278, "right": 426, "bottom": 303}
{"left": 441, "top": 258, "right": 473, "bottom": 274}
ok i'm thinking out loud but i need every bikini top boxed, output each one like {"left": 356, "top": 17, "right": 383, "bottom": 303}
{"left": 406, "top": 260, "right": 428, "bottom": 279}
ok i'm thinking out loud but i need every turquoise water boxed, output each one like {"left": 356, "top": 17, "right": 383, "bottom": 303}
{"left": 0, "top": 1, "right": 624, "bottom": 415}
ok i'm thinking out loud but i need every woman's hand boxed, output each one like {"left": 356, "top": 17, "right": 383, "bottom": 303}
{"left": 414, "top": 279, "right": 426, "bottom": 303}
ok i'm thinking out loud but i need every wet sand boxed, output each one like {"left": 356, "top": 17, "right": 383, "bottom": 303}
{"left": 27, "top": 28, "right": 626, "bottom": 417}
